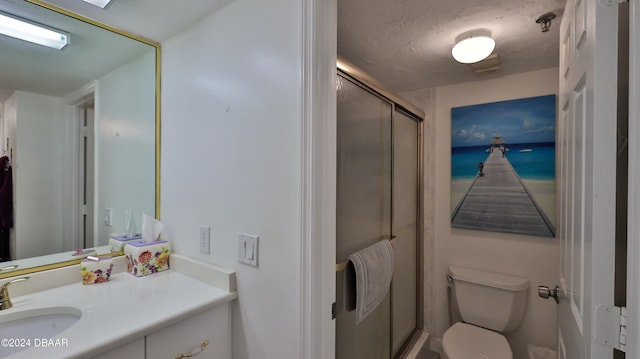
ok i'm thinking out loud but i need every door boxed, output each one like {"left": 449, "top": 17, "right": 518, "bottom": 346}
{"left": 335, "top": 72, "right": 423, "bottom": 358}
{"left": 391, "top": 109, "right": 420, "bottom": 355}
{"left": 335, "top": 74, "right": 392, "bottom": 359}
{"left": 556, "top": 0, "right": 619, "bottom": 357}
{"left": 80, "top": 105, "right": 95, "bottom": 248}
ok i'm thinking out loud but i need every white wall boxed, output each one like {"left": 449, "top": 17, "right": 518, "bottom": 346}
{"left": 12, "top": 92, "right": 68, "bottom": 259}
{"left": 403, "top": 68, "right": 560, "bottom": 359}
{"left": 95, "top": 51, "right": 156, "bottom": 245}
{"left": 399, "top": 87, "right": 438, "bottom": 336}
{"left": 160, "top": 0, "right": 314, "bottom": 358}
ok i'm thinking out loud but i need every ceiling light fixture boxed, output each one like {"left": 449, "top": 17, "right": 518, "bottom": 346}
{"left": 451, "top": 29, "right": 496, "bottom": 64}
{"left": 0, "top": 11, "right": 69, "bottom": 50}
{"left": 536, "top": 12, "right": 557, "bottom": 33}
{"left": 82, "top": 0, "right": 113, "bottom": 9}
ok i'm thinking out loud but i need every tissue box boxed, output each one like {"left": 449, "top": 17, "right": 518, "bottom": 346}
{"left": 80, "top": 257, "right": 114, "bottom": 285}
{"left": 124, "top": 240, "right": 171, "bottom": 277}
{"left": 109, "top": 234, "right": 142, "bottom": 253}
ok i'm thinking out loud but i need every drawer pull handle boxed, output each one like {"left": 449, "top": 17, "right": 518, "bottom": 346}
{"left": 175, "top": 340, "right": 209, "bottom": 359}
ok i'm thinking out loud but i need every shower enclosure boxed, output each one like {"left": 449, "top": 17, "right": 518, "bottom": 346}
{"left": 335, "top": 60, "right": 424, "bottom": 358}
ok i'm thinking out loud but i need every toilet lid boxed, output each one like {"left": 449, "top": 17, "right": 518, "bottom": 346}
{"left": 443, "top": 322, "right": 512, "bottom": 359}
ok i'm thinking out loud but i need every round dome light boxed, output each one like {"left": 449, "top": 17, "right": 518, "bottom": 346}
{"left": 451, "top": 30, "right": 496, "bottom": 64}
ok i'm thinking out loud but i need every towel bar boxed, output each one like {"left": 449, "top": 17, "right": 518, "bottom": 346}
{"left": 335, "top": 236, "right": 397, "bottom": 272}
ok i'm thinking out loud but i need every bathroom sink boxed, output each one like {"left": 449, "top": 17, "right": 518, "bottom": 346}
{"left": 0, "top": 307, "right": 81, "bottom": 356}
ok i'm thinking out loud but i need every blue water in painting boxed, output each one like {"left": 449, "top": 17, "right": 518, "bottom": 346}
{"left": 451, "top": 142, "right": 555, "bottom": 180}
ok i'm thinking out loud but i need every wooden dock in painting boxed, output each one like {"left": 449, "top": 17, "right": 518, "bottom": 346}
{"left": 451, "top": 149, "right": 555, "bottom": 237}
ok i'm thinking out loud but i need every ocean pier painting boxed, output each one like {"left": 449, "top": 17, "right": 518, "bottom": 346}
{"left": 451, "top": 95, "right": 556, "bottom": 238}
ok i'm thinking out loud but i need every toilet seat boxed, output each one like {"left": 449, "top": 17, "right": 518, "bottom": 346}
{"left": 442, "top": 322, "right": 512, "bottom": 359}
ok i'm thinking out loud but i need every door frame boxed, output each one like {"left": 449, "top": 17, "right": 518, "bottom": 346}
{"left": 64, "top": 81, "right": 97, "bottom": 251}
{"left": 300, "top": 0, "right": 337, "bottom": 358}
{"left": 626, "top": 0, "right": 640, "bottom": 357}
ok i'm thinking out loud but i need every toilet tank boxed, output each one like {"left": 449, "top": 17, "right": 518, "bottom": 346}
{"left": 450, "top": 266, "right": 528, "bottom": 332}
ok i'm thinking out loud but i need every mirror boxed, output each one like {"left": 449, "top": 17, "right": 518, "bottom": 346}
{"left": 0, "top": 0, "right": 159, "bottom": 277}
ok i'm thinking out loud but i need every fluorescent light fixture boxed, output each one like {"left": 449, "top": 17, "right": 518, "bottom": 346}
{"left": 451, "top": 29, "right": 495, "bottom": 64}
{"left": 82, "top": 0, "right": 113, "bottom": 9}
{"left": 0, "top": 12, "right": 69, "bottom": 50}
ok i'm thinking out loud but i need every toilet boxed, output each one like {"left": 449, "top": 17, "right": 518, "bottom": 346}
{"left": 442, "top": 266, "right": 529, "bottom": 359}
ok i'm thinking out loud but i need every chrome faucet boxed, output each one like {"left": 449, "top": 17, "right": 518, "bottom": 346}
{"left": 0, "top": 277, "right": 29, "bottom": 310}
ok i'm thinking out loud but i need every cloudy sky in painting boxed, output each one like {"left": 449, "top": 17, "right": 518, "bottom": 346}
{"left": 451, "top": 95, "right": 556, "bottom": 148}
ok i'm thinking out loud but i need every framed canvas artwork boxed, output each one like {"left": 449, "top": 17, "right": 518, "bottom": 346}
{"left": 450, "top": 95, "right": 556, "bottom": 238}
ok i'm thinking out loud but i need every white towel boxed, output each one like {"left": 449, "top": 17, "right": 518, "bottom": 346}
{"left": 343, "top": 239, "right": 394, "bottom": 324}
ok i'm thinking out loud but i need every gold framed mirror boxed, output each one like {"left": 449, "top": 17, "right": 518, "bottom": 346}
{"left": 0, "top": 0, "right": 160, "bottom": 278}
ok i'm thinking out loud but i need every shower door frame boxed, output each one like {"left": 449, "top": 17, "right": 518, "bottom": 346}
{"left": 336, "top": 57, "right": 425, "bottom": 358}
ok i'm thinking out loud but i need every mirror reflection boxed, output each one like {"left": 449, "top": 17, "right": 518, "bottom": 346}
{"left": 0, "top": 0, "right": 157, "bottom": 273}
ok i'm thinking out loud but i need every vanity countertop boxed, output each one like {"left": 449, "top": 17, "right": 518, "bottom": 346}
{"left": 1, "top": 260, "right": 237, "bottom": 358}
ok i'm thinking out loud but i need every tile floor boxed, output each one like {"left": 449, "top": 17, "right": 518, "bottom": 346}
{"left": 417, "top": 346, "right": 441, "bottom": 359}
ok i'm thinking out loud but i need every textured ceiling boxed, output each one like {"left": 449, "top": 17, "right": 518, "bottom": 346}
{"left": 338, "top": 0, "right": 567, "bottom": 93}
{"left": 1, "top": 0, "right": 567, "bottom": 102}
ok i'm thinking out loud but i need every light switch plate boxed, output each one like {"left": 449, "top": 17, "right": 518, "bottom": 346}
{"left": 104, "top": 208, "right": 113, "bottom": 226}
{"left": 238, "top": 233, "right": 259, "bottom": 267}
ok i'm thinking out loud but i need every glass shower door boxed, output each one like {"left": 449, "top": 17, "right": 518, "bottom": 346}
{"left": 335, "top": 74, "right": 392, "bottom": 359}
{"left": 391, "top": 109, "right": 419, "bottom": 355}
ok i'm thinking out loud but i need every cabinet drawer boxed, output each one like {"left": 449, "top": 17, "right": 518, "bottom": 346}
{"left": 146, "top": 303, "right": 231, "bottom": 359}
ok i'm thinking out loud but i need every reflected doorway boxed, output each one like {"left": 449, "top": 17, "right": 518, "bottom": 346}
{"left": 78, "top": 104, "right": 95, "bottom": 249}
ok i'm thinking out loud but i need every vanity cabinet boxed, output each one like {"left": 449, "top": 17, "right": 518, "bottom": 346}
{"left": 8, "top": 255, "right": 236, "bottom": 359}
{"left": 92, "top": 303, "right": 231, "bottom": 359}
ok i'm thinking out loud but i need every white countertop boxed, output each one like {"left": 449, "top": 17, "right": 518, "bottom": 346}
{"left": 1, "top": 267, "right": 237, "bottom": 358}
